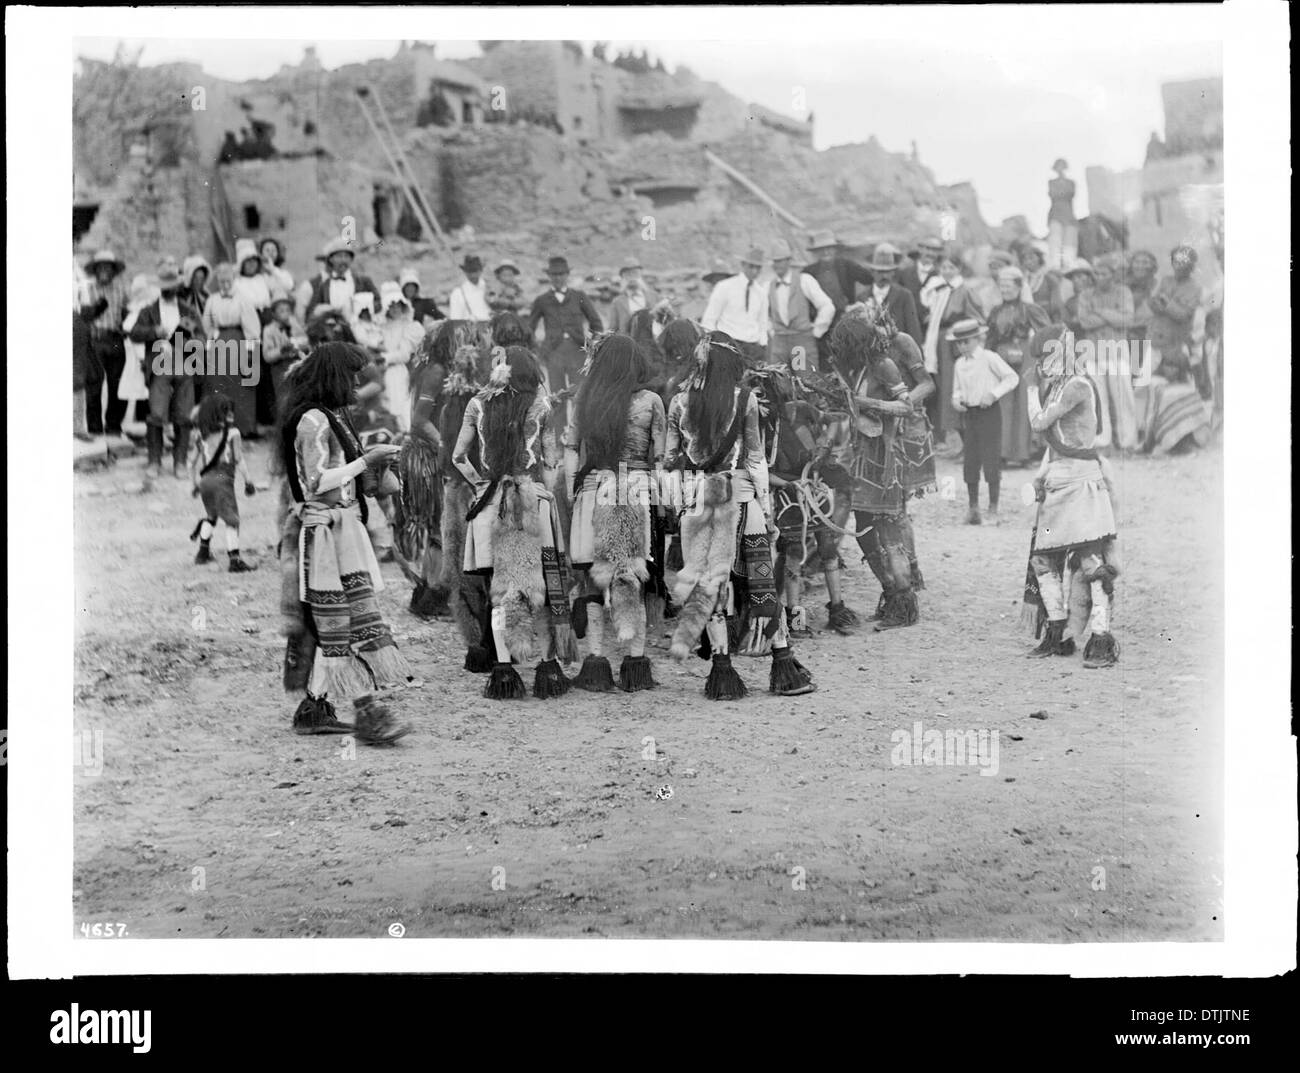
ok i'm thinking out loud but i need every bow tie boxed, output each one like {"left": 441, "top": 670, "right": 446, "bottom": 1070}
{"left": 332, "top": 272, "right": 348, "bottom": 281}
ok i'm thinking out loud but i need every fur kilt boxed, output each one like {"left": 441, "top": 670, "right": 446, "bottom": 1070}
{"left": 1034, "top": 456, "right": 1117, "bottom": 554}
{"left": 895, "top": 410, "right": 937, "bottom": 497}
{"left": 464, "top": 476, "right": 572, "bottom": 660}
{"left": 669, "top": 471, "right": 779, "bottom": 657}
{"left": 569, "top": 467, "right": 656, "bottom": 569}
{"left": 848, "top": 431, "right": 906, "bottom": 514}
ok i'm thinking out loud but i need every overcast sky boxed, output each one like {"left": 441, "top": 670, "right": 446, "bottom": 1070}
{"left": 74, "top": 8, "right": 1223, "bottom": 226}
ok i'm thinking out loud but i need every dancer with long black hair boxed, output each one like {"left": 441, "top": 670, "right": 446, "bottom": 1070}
{"left": 452, "top": 346, "right": 576, "bottom": 699}
{"left": 665, "top": 331, "right": 816, "bottom": 699}
{"left": 275, "top": 341, "right": 415, "bottom": 742}
{"left": 566, "top": 333, "right": 665, "bottom": 692}
{"left": 828, "top": 310, "right": 922, "bottom": 630}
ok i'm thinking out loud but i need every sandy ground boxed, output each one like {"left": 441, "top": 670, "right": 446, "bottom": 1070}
{"left": 73, "top": 441, "right": 1224, "bottom": 940}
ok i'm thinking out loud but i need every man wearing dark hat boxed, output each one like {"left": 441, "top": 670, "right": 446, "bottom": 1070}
{"left": 449, "top": 254, "right": 492, "bottom": 322}
{"left": 128, "top": 261, "right": 206, "bottom": 478}
{"left": 899, "top": 236, "right": 944, "bottom": 326}
{"left": 78, "top": 250, "right": 133, "bottom": 437}
{"left": 865, "top": 242, "right": 923, "bottom": 346}
{"left": 528, "top": 255, "right": 605, "bottom": 390}
{"left": 679, "top": 258, "right": 732, "bottom": 322}
{"left": 304, "top": 238, "right": 378, "bottom": 322}
{"left": 803, "top": 229, "right": 874, "bottom": 365}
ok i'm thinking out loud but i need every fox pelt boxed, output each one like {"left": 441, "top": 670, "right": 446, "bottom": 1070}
{"left": 277, "top": 481, "right": 305, "bottom": 640}
{"left": 590, "top": 503, "right": 649, "bottom": 643}
{"left": 669, "top": 475, "right": 739, "bottom": 658}
{"left": 439, "top": 476, "right": 481, "bottom": 647}
{"left": 488, "top": 478, "right": 549, "bottom": 661}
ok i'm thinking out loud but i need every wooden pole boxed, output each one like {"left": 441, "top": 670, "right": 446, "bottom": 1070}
{"left": 704, "top": 148, "right": 806, "bottom": 231}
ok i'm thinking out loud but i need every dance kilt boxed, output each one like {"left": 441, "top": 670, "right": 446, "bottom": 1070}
{"left": 1034, "top": 456, "right": 1117, "bottom": 554}
{"left": 463, "top": 478, "right": 566, "bottom": 573}
{"left": 568, "top": 465, "right": 657, "bottom": 570}
{"left": 895, "top": 409, "right": 937, "bottom": 497}
{"left": 848, "top": 430, "right": 905, "bottom": 514}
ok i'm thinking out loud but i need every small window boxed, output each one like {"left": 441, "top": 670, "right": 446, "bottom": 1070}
{"left": 243, "top": 204, "right": 261, "bottom": 230}
{"left": 573, "top": 116, "right": 582, "bottom": 130}
{"left": 277, "top": 217, "right": 287, "bottom": 229}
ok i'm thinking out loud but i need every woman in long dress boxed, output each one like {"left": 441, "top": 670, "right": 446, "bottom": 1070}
{"left": 985, "top": 266, "right": 1050, "bottom": 466}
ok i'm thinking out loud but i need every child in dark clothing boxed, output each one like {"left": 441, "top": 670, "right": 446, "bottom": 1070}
{"left": 190, "top": 393, "right": 257, "bottom": 571}
{"left": 949, "top": 319, "right": 1019, "bottom": 525}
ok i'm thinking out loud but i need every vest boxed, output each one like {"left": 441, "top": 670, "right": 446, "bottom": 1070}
{"left": 770, "top": 270, "right": 813, "bottom": 333}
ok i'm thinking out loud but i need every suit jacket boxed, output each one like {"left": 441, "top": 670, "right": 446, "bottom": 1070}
{"left": 610, "top": 287, "right": 659, "bottom": 333}
{"left": 128, "top": 297, "right": 205, "bottom": 382}
{"left": 898, "top": 260, "right": 940, "bottom": 325}
{"left": 876, "top": 284, "right": 924, "bottom": 346}
{"left": 529, "top": 288, "right": 604, "bottom": 354}
{"left": 305, "top": 272, "right": 379, "bottom": 321}
{"left": 805, "top": 257, "right": 874, "bottom": 313}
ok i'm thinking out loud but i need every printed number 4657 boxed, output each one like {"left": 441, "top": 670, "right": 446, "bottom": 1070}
{"left": 80, "top": 922, "right": 128, "bottom": 938}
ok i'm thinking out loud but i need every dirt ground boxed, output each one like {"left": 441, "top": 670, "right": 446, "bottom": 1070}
{"left": 73, "top": 441, "right": 1224, "bottom": 941}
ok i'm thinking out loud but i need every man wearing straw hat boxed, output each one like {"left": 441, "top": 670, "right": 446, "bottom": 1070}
{"left": 700, "top": 246, "right": 769, "bottom": 366}
{"left": 865, "top": 242, "right": 923, "bottom": 346}
{"left": 78, "top": 249, "right": 132, "bottom": 437}
{"left": 304, "top": 237, "right": 379, "bottom": 323}
{"left": 767, "top": 237, "right": 834, "bottom": 372}
{"left": 610, "top": 254, "right": 660, "bottom": 334}
{"left": 488, "top": 258, "right": 525, "bottom": 316}
{"left": 128, "top": 260, "right": 206, "bottom": 478}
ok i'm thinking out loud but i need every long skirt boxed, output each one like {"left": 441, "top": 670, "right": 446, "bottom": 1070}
{"left": 999, "top": 365, "right": 1037, "bottom": 464}
{"left": 204, "top": 326, "right": 258, "bottom": 436}
{"left": 936, "top": 337, "right": 960, "bottom": 440}
{"left": 118, "top": 341, "right": 149, "bottom": 402}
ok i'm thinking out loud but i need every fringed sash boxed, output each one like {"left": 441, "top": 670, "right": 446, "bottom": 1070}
{"left": 298, "top": 502, "right": 411, "bottom": 698}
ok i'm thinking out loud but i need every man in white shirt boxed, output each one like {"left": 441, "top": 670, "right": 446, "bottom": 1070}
{"left": 700, "top": 246, "right": 769, "bottom": 365}
{"left": 448, "top": 254, "right": 492, "bottom": 323}
{"left": 768, "top": 238, "right": 834, "bottom": 372}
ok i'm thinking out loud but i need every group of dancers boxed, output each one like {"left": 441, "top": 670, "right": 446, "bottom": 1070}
{"left": 266, "top": 299, "right": 1120, "bottom": 743}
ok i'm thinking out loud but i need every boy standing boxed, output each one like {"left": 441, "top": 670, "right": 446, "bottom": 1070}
{"left": 949, "top": 318, "right": 1019, "bottom": 524}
